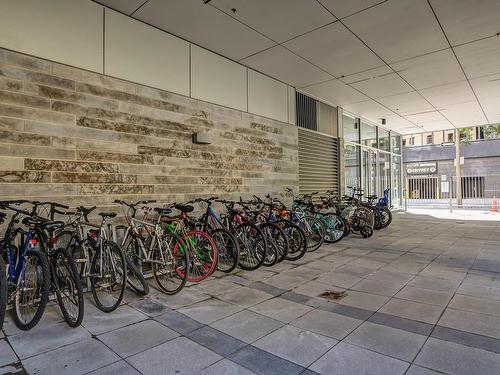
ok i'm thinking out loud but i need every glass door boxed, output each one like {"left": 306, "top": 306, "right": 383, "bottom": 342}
{"left": 361, "top": 148, "right": 378, "bottom": 196}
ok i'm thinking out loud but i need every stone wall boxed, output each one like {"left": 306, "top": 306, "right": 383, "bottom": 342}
{"left": 0, "top": 48, "right": 299, "bottom": 209}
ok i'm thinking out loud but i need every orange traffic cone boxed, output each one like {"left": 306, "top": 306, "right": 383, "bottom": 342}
{"left": 491, "top": 196, "right": 498, "bottom": 212}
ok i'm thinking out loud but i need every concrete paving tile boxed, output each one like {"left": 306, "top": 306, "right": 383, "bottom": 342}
{"left": 415, "top": 337, "right": 500, "bottom": 375}
{"left": 129, "top": 298, "right": 171, "bottom": 317}
{"left": 8, "top": 321, "right": 90, "bottom": 359}
{"left": 248, "top": 297, "right": 313, "bottom": 323}
{"left": 449, "top": 294, "right": 500, "bottom": 317}
{"left": 186, "top": 326, "right": 247, "bottom": 357}
{"left": 2, "top": 305, "right": 63, "bottom": 337}
{"left": 86, "top": 360, "right": 141, "bottom": 375}
{"left": 345, "top": 321, "right": 427, "bottom": 361}
{"left": 82, "top": 304, "right": 148, "bottom": 335}
{"left": 236, "top": 269, "right": 278, "bottom": 282}
{"left": 154, "top": 310, "right": 205, "bottom": 335}
{"left": 177, "top": 298, "right": 243, "bottom": 324}
{"left": 22, "top": 338, "right": 119, "bottom": 375}
{"left": 395, "top": 286, "right": 453, "bottom": 306}
{"left": 248, "top": 281, "right": 287, "bottom": 296}
{"left": 351, "top": 278, "right": 405, "bottom": 297}
{"left": 431, "top": 326, "right": 500, "bottom": 354}
{"left": 150, "top": 288, "right": 211, "bottom": 309}
{"left": 379, "top": 298, "right": 444, "bottom": 324}
{"left": 293, "top": 280, "right": 334, "bottom": 298}
{"left": 197, "top": 359, "right": 256, "bottom": 374}
{"left": 210, "top": 310, "right": 283, "bottom": 343}
{"left": 457, "top": 283, "right": 500, "bottom": 301}
{"left": 229, "top": 345, "right": 305, "bottom": 375}
{"left": 407, "top": 276, "right": 459, "bottom": 293}
{"left": 98, "top": 319, "right": 179, "bottom": 357}
{"left": 0, "top": 340, "right": 17, "bottom": 367}
{"left": 405, "top": 364, "right": 445, "bottom": 375}
{"left": 366, "top": 269, "right": 414, "bottom": 284}
{"left": 319, "top": 302, "right": 374, "bottom": 320}
{"left": 254, "top": 325, "right": 337, "bottom": 367}
{"left": 337, "top": 290, "right": 390, "bottom": 310}
{"left": 309, "top": 342, "right": 409, "bottom": 375}
{"left": 316, "top": 271, "right": 363, "bottom": 289}
{"left": 265, "top": 274, "right": 310, "bottom": 290}
{"left": 337, "top": 264, "right": 375, "bottom": 278}
{"left": 190, "top": 279, "right": 243, "bottom": 296}
{"left": 292, "top": 309, "right": 362, "bottom": 340}
{"left": 368, "top": 312, "right": 434, "bottom": 336}
{"left": 127, "top": 337, "right": 221, "bottom": 375}
{"left": 301, "top": 260, "right": 336, "bottom": 272}
{"left": 217, "top": 286, "right": 273, "bottom": 308}
{"left": 438, "top": 308, "right": 500, "bottom": 339}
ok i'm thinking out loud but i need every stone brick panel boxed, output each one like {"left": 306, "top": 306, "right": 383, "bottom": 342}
{"left": 0, "top": 48, "right": 298, "bottom": 208}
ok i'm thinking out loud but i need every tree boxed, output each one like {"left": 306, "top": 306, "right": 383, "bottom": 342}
{"left": 481, "top": 124, "right": 500, "bottom": 139}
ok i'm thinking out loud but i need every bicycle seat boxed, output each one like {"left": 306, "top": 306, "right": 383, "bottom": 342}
{"left": 39, "top": 221, "right": 65, "bottom": 231}
{"left": 367, "top": 195, "right": 378, "bottom": 200}
{"left": 154, "top": 207, "right": 172, "bottom": 215}
{"left": 98, "top": 212, "right": 117, "bottom": 218}
{"left": 21, "top": 216, "right": 46, "bottom": 226}
{"left": 174, "top": 204, "right": 194, "bottom": 213}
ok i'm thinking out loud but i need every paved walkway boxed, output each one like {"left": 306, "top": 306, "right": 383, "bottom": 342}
{"left": 2, "top": 212, "right": 500, "bottom": 375}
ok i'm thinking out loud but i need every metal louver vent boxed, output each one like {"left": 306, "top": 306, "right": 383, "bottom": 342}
{"left": 298, "top": 128, "right": 339, "bottom": 195}
{"left": 296, "top": 92, "right": 317, "bottom": 131}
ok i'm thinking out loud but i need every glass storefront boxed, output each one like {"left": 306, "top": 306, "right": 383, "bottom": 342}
{"left": 343, "top": 113, "right": 402, "bottom": 206}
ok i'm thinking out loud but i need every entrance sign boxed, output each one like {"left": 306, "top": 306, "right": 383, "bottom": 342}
{"left": 406, "top": 162, "right": 437, "bottom": 175}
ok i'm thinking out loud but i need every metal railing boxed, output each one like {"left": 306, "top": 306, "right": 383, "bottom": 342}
{"left": 404, "top": 174, "right": 500, "bottom": 211}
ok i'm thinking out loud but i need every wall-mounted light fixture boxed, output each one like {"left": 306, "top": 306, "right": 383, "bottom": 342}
{"left": 192, "top": 132, "right": 212, "bottom": 144}
{"left": 381, "top": 118, "right": 386, "bottom": 125}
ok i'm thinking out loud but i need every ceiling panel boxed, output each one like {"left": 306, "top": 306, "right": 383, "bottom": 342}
{"left": 283, "top": 22, "right": 384, "bottom": 77}
{"left": 405, "top": 110, "right": 447, "bottom": 125}
{"left": 318, "top": 0, "right": 386, "bottom": 19}
{"left": 95, "top": 0, "right": 145, "bottom": 15}
{"left": 351, "top": 72, "right": 413, "bottom": 99}
{"left": 470, "top": 72, "right": 500, "bottom": 100}
{"left": 378, "top": 91, "right": 434, "bottom": 115}
{"left": 342, "top": 99, "right": 394, "bottom": 121}
{"left": 454, "top": 37, "right": 500, "bottom": 79}
{"left": 420, "top": 120, "right": 453, "bottom": 131}
{"left": 429, "top": 0, "right": 500, "bottom": 46}
{"left": 419, "top": 81, "right": 476, "bottom": 108}
{"left": 343, "top": 0, "right": 448, "bottom": 63}
{"left": 300, "top": 79, "right": 369, "bottom": 107}
{"left": 340, "top": 65, "right": 392, "bottom": 84}
{"left": 479, "top": 97, "right": 500, "bottom": 120}
{"left": 133, "top": 0, "right": 275, "bottom": 60}
{"left": 391, "top": 49, "right": 464, "bottom": 90}
{"left": 440, "top": 101, "right": 488, "bottom": 127}
{"left": 211, "top": 0, "right": 335, "bottom": 43}
{"left": 241, "top": 45, "right": 333, "bottom": 88}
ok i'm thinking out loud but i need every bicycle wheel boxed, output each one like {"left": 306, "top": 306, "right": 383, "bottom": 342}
{"left": 180, "top": 230, "right": 217, "bottom": 282}
{"left": 155, "top": 233, "right": 189, "bottom": 295}
{"left": 90, "top": 241, "right": 126, "bottom": 313}
{"left": 210, "top": 228, "right": 239, "bottom": 273}
{"left": 278, "top": 221, "right": 307, "bottom": 261}
{"left": 379, "top": 206, "right": 392, "bottom": 228}
{"left": 354, "top": 207, "right": 374, "bottom": 229}
{"left": 260, "top": 222, "right": 288, "bottom": 263}
{"left": 235, "top": 223, "right": 266, "bottom": 271}
{"left": 262, "top": 236, "right": 278, "bottom": 267}
{"left": 53, "top": 247, "right": 84, "bottom": 327}
{"left": 322, "top": 213, "right": 345, "bottom": 243}
{"left": 12, "top": 249, "right": 50, "bottom": 331}
{"left": 122, "top": 236, "right": 149, "bottom": 296}
{"left": 360, "top": 226, "right": 373, "bottom": 238}
{"left": 0, "top": 255, "right": 7, "bottom": 332}
{"left": 302, "top": 216, "right": 325, "bottom": 252}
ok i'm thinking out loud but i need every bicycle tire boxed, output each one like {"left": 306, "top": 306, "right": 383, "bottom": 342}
{"left": 260, "top": 222, "right": 288, "bottom": 264}
{"left": 121, "top": 236, "right": 150, "bottom": 296}
{"left": 90, "top": 241, "right": 126, "bottom": 313}
{"left": 12, "top": 249, "right": 50, "bottom": 331}
{"left": 53, "top": 247, "right": 84, "bottom": 327}
{"left": 155, "top": 233, "right": 189, "bottom": 295}
{"left": 379, "top": 206, "right": 392, "bottom": 228}
{"left": 0, "top": 255, "right": 7, "bottom": 332}
{"left": 235, "top": 223, "right": 266, "bottom": 271}
{"left": 262, "top": 236, "right": 278, "bottom": 267}
{"left": 321, "top": 213, "right": 345, "bottom": 244}
{"left": 303, "top": 215, "right": 325, "bottom": 252}
{"left": 210, "top": 228, "right": 239, "bottom": 273}
{"left": 278, "top": 221, "right": 307, "bottom": 261}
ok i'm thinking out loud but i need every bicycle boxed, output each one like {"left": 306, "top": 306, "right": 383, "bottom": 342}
{"left": 0, "top": 211, "right": 8, "bottom": 331}
{"left": 114, "top": 200, "right": 189, "bottom": 294}
{"left": 55, "top": 206, "right": 127, "bottom": 313}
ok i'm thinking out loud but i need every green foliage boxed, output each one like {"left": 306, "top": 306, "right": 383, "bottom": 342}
{"left": 481, "top": 124, "right": 500, "bottom": 139}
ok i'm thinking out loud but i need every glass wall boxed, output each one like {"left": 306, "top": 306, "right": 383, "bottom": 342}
{"left": 343, "top": 113, "right": 402, "bottom": 206}
{"left": 344, "top": 144, "right": 360, "bottom": 189}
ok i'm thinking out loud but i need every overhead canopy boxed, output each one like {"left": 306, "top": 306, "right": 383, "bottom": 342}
{"left": 97, "top": 0, "right": 500, "bottom": 134}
